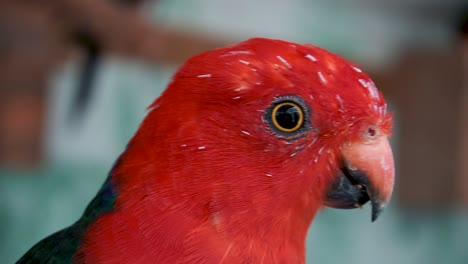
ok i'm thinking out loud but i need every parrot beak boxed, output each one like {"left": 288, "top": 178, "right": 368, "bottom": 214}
{"left": 324, "top": 137, "right": 395, "bottom": 221}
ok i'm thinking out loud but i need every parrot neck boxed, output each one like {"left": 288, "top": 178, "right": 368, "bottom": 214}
{"left": 209, "top": 201, "right": 318, "bottom": 263}
{"left": 109, "top": 156, "right": 320, "bottom": 263}
{"left": 79, "top": 129, "right": 326, "bottom": 263}
{"left": 210, "top": 177, "right": 320, "bottom": 263}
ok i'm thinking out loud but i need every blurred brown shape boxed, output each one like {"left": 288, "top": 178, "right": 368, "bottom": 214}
{"left": 0, "top": 1, "right": 66, "bottom": 168}
{"left": 0, "top": 0, "right": 230, "bottom": 168}
{"left": 381, "top": 10, "right": 468, "bottom": 210}
{"left": 458, "top": 26, "right": 468, "bottom": 208}
{"left": 384, "top": 46, "right": 465, "bottom": 209}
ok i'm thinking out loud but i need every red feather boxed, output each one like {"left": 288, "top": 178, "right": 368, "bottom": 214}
{"left": 76, "top": 38, "right": 392, "bottom": 263}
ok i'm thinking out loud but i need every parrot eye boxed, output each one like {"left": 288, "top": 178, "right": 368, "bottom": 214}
{"left": 269, "top": 100, "right": 305, "bottom": 133}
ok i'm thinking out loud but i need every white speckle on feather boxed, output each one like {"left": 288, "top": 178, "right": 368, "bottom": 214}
{"left": 299, "top": 170, "right": 304, "bottom": 174}
{"left": 352, "top": 66, "right": 362, "bottom": 73}
{"left": 181, "top": 144, "right": 187, "bottom": 148}
{"left": 233, "top": 96, "right": 241, "bottom": 100}
{"left": 379, "top": 105, "right": 386, "bottom": 116}
{"left": 197, "top": 74, "right": 212, "bottom": 78}
{"left": 336, "top": 95, "right": 344, "bottom": 104}
{"left": 239, "top": 59, "right": 250, "bottom": 65}
{"left": 277, "top": 55, "right": 292, "bottom": 68}
{"left": 220, "top": 50, "right": 253, "bottom": 57}
{"left": 318, "top": 72, "right": 327, "bottom": 84}
{"left": 309, "top": 95, "right": 314, "bottom": 100}
{"left": 148, "top": 103, "right": 160, "bottom": 111}
{"left": 265, "top": 173, "right": 273, "bottom": 177}
{"left": 318, "top": 146, "right": 325, "bottom": 155}
{"left": 336, "top": 95, "right": 345, "bottom": 112}
{"left": 367, "top": 81, "right": 380, "bottom": 99}
{"left": 198, "top": 146, "right": 206, "bottom": 150}
{"left": 359, "top": 79, "right": 380, "bottom": 100}
{"left": 241, "top": 130, "right": 251, "bottom": 136}
{"left": 358, "top": 79, "right": 368, "bottom": 88}
{"left": 251, "top": 68, "right": 257, "bottom": 72}
{"left": 314, "top": 156, "right": 319, "bottom": 163}
{"left": 255, "top": 82, "right": 262, "bottom": 85}
{"left": 305, "top": 54, "right": 318, "bottom": 62}
{"left": 290, "top": 152, "right": 297, "bottom": 157}
{"left": 234, "top": 86, "right": 249, "bottom": 92}
{"left": 307, "top": 137, "right": 318, "bottom": 148}
{"left": 220, "top": 242, "right": 234, "bottom": 263}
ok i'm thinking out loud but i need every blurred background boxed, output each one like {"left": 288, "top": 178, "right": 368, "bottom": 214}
{"left": 1, "top": 0, "right": 467, "bottom": 263}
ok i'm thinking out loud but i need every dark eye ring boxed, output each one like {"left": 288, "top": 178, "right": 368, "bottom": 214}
{"left": 271, "top": 101, "right": 305, "bottom": 133}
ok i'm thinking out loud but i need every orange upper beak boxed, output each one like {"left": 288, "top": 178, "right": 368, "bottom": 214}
{"left": 324, "top": 136, "right": 395, "bottom": 221}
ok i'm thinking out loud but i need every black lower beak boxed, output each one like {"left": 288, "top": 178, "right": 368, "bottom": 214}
{"left": 324, "top": 166, "right": 385, "bottom": 222}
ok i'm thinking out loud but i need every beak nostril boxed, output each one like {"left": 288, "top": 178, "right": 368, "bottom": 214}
{"left": 363, "top": 125, "right": 380, "bottom": 140}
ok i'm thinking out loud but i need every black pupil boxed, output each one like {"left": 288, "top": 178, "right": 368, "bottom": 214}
{"left": 275, "top": 104, "right": 300, "bottom": 129}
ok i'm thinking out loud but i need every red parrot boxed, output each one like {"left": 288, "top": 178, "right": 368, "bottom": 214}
{"left": 18, "top": 38, "right": 394, "bottom": 263}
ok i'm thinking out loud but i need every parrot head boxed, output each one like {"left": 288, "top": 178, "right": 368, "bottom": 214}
{"left": 109, "top": 37, "right": 394, "bottom": 261}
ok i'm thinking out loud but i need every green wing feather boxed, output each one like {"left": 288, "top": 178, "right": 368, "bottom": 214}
{"left": 16, "top": 175, "right": 117, "bottom": 264}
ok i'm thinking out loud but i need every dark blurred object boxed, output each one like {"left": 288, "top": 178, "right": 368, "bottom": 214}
{"left": 0, "top": 0, "right": 230, "bottom": 169}
{"left": 457, "top": 7, "right": 468, "bottom": 37}
{"left": 69, "top": 0, "right": 150, "bottom": 124}
{"left": 69, "top": 28, "right": 101, "bottom": 124}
